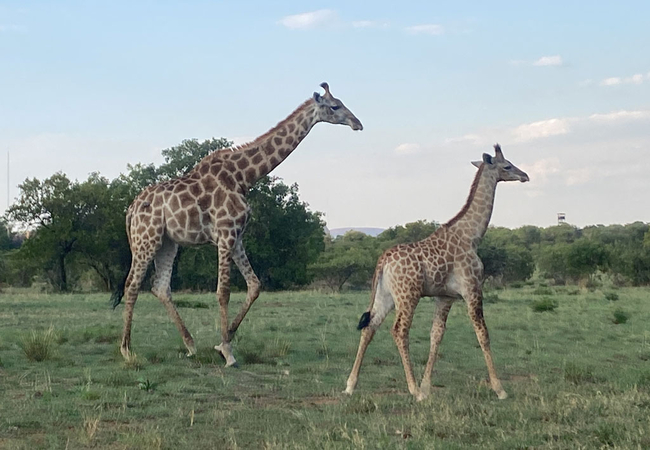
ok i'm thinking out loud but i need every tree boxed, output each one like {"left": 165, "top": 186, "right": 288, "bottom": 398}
{"left": 377, "top": 220, "right": 439, "bottom": 247}
{"left": 158, "top": 138, "right": 233, "bottom": 179}
{"left": 537, "top": 243, "right": 570, "bottom": 284}
{"left": 310, "top": 231, "right": 378, "bottom": 292}
{"left": 477, "top": 227, "right": 534, "bottom": 284}
{"left": 6, "top": 174, "right": 83, "bottom": 291}
{"left": 73, "top": 174, "right": 133, "bottom": 290}
{"left": 540, "top": 224, "right": 581, "bottom": 244}
{"left": 565, "top": 238, "right": 610, "bottom": 279}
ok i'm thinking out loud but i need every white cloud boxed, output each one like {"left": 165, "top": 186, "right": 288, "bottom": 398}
{"left": 444, "top": 134, "right": 483, "bottom": 145}
{"left": 405, "top": 24, "right": 444, "bottom": 35}
{"left": 511, "top": 55, "right": 564, "bottom": 67}
{"left": 533, "top": 55, "right": 563, "bottom": 67}
{"left": 520, "top": 157, "right": 561, "bottom": 185}
{"left": 625, "top": 73, "right": 644, "bottom": 84}
{"left": 512, "top": 118, "right": 570, "bottom": 143}
{"left": 394, "top": 143, "right": 421, "bottom": 155}
{"left": 278, "top": 9, "right": 337, "bottom": 30}
{"left": 599, "top": 71, "right": 650, "bottom": 86}
{"left": 444, "top": 109, "right": 650, "bottom": 148}
{"left": 600, "top": 77, "right": 622, "bottom": 86}
{"left": 588, "top": 110, "right": 650, "bottom": 122}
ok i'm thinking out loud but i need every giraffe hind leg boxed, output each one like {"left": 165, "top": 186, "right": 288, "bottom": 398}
{"left": 344, "top": 281, "right": 394, "bottom": 395}
{"left": 151, "top": 236, "right": 196, "bottom": 356}
{"left": 120, "top": 248, "right": 154, "bottom": 360}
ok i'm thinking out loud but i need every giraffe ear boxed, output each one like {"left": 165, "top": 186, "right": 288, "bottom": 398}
{"left": 313, "top": 92, "right": 322, "bottom": 103}
{"left": 482, "top": 153, "right": 493, "bottom": 165}
{"left": 471, "top": 160, "right": 482, "bottom": 168}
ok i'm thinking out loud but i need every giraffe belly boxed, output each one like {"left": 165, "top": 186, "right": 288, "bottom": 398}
{"left": 165, "top": 228, "right": 212, "bottom": 246}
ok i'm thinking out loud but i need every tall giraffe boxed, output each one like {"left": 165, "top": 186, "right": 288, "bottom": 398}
{"left": 344, "top": 144, "right": 528, "bottom": 401}
{"left": 113, "top": 83, "right": 363, "bottom": 366}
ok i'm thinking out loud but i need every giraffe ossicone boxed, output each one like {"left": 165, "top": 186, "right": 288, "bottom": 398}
{"left": 113, "top": 83, "right": 363, "bottom": 365}
{"left": 344, "top": 144, "right": 529, "bottom": 401}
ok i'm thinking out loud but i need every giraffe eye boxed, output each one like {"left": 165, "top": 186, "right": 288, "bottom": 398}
{"left": 330, "top": 105, "right": 340, "bottom": 111}
{"left": 504, "top": 165, "right": 512, "bottom": 170}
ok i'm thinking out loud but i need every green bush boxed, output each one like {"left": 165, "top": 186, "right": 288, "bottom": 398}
{"left": 604, "top": 292, "right": 619, "bottom": 302}
{"left": 483, "top": 292, "right": 500, "bottom": 304}
{"left": 530, "top": 298, "right": 558, "bottom": 312}
{"left": 611, "top": 309, "right": 629, "bottom": 324}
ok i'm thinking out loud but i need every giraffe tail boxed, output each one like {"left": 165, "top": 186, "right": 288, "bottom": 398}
{"left": 357, "top": 255, "right": 385, "bottom": 330}
{"left": 110, "top": 205, "right": 133, "bottom": 309}
{"left": 110, "top": 278, "right": 126, "bottom": 310}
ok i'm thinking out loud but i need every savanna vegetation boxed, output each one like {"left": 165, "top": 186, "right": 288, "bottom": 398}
{"left": 2, "top": 136, "right": 649, "bottom": 295}
{"left": 0, "top": 285, "right": 649, "bottom": 449}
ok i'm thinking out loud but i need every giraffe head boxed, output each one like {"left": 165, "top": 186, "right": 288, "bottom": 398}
{"left": 472, "top": 144, "right": 529, "bottom": 183}
{"left": 312, "top": 82, "right": 363, "bottom": 131}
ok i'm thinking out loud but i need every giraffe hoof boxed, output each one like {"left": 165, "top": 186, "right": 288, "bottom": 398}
{"left": 120, "top": 346, "right": 131, "bottom": 360}
{"left": 415, "top": 391, "right": 429, "bottom": 402}
{"left": 497, "top": 390, "right": 508, "bottom": 400}
{"left": 214, "top": 344, "right": 238, "bottom": 367}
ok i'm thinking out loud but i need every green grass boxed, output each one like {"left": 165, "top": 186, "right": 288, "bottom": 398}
{"left": 1, "top": 287, "right": 650, "bottom": 449}
{"left": 530, "top": 297, "right": 559, "bottom": 312}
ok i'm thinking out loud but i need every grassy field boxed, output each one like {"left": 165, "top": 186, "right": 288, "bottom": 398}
{"left": 0, "top": 285, "right": 649, "bottom": 449}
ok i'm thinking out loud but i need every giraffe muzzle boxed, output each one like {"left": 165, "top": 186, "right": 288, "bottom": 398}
{"left": 349, "top": 118, "right": 364, "bottom": 131}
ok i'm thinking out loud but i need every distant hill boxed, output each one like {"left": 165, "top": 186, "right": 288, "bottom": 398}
{"left": 328, "top": 227, "right": 385, "bottom": 238}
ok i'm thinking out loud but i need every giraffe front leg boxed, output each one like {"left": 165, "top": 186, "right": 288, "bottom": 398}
{"left": 227, "top": 240, "right": 261, "bottom": 338}
{"left": 419, "top": 298, "right": 453, "bottom": 401}
{"left": 214, "top": 235, "right": 237, "bottom": 367}
{"left": 466, "top": 292, "right": 507, "bottom": 400}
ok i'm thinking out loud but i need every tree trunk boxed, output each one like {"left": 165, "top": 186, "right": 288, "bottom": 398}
{"left": 59, "top": 254, "right": 68, "bottom": 292}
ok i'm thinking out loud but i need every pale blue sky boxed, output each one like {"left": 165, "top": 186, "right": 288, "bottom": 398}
{"left": 1, "top": 1, "right": 649, "bottom": 229}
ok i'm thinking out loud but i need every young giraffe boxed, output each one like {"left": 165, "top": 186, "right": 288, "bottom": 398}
{"left": 113, "top": 83, "right": 363, "bottom": 366}
{"left": 344, "top": 144, "right": 529, "bottom": 401}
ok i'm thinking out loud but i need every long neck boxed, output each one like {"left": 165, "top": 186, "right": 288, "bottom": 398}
{"left": 445, "top": 165, "right": 499, "bottom": 247}
{"left": 235, "top": 99, "right": 319, "bottom": 190}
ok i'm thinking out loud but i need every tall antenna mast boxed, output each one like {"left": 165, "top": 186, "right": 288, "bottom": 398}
{"left": 6, "top": 151, "right": 9, "bottom": 211}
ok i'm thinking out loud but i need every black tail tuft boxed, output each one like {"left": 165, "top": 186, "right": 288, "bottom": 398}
{"left": 357, "top": 311, "right": 371, "bottom": 330}
{"left": 110, "top": 275, "right": 127, "bottom": 310}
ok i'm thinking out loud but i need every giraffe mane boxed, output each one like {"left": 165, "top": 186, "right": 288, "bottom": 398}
{"left": 191, "top": 98, "right": 316, "bottom": 172}
{"left": 444, "top": 163, "right": 485, "bottom": 227}
{"left": 230, "top": 98, "right": 315, "bottom": 153}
